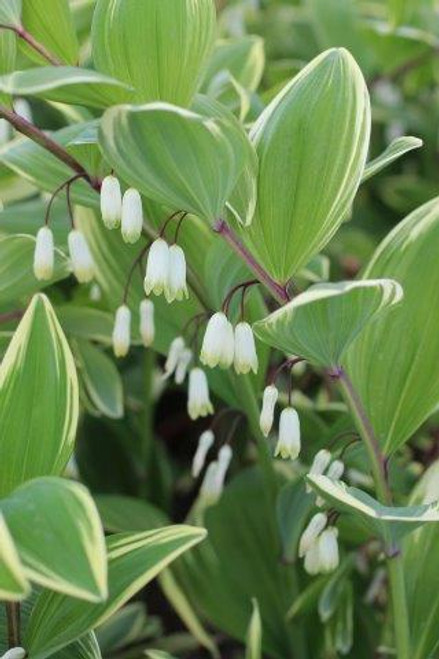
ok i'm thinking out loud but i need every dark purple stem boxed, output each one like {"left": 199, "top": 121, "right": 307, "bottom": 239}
{"left": 0, "top": 23, "right": 62, "bottom": 65}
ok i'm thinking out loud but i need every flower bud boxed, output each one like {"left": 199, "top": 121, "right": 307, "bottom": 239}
{"left": 163, "top": 336, "right": 185, "bottom": 379}
{"left": 139, "top": 299, "right": 155, "bottom": 347}
{"left": 175, "top": 347, "right": 193, "bottom": 385}
{"left": 298, "top": 513, "right": 327, "bottom": 558}
{"left": 200, "top": 312, "right": 234, "bottom": 369}
{"left": 166, "top": 244, "right": 189, "bottom": 303}
{"left": 306, "top": 448, "right": 332, "bottom": 492}
{"left": 259, "top": 385, "right": 278, "bottom": 437}
{"left": 199, "top": 461, "right": 222, "bottom": 505}
{"left": 100, "top": 174, "right": 122, "bottom": 229}
{"left": 68, "top": 230, "right": 95, "bottom": 283}
{"left": 144, "top": 238, "right": 170, "bottom": 297}
{"left": 275, "top": 407, "right": 301, "bottom": 460}
{"left": 217, "top": 444, "right": 233, "bottom": 477}
{"left": 303, "top": 541, "right": 322, "bottom": 576}
{"left": 112, "top": 305, "right": 131, "bottom": 358}
{"left": 121, "top": 188, "right": 143, "bottom": 244}
{"left": 188, "top": 367, "right": 213, "bottom": 420}
{"left": 192, "top": 430, "right": 215, "bottom": 478}
{"left": 33, "top": 226, "right": 54, "bottom": 281}
{"left": 1, "top": 649, "right": 27, "bottom": 659}
{"left": 234, "top": 322, "right": 258, "bottom": 374}
{"left": 318, "top": 527, "right": 339, "bottom": 573}
{"left": 327, "top": 459, "right": 345, "bottom": 481}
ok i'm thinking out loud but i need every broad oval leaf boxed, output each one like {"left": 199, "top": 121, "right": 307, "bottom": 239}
{"left": 0, "top": 67, "right": 134, "bottom": 109}
{"left": 99, "top": 102, "right": 254, "bottom": 224}
{"left": 253, "top": 280, "right": 402, "bottom": 368}
{"left": 1, "top": 477, "right": 107, "bottom": 602}
{"left": 0, "top": 294, "right": 79, "bottom": 497}
{"left": 0, "top": 512, "right": 30, "bottom": 601}
{"left": 346, "top": 197, "right": 439, "bottom": 453}
{"left": 25, "top": 526, "right": 207, "bottom": 659}
{"left": 92, "top": 0, "right": 216, "bottom": 106}
{"left": 21, "top": 0, "right": 79, "bottom": 65}
{"left": 0, "top": 234, "right": 69, "bottom": 305}
{"left": 241, "top": 48, "right": 371, "bottom": 282}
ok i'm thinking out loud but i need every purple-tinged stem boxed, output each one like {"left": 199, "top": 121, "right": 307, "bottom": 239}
{"left": 214, "top": 219, "right": 290, "bottom": 306}
{"left": 0, "top": 23, "right": 62, "bottom": 65}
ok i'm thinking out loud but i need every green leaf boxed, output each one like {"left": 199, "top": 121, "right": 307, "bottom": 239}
{"left": 346, "top": 197, "right": 439, "bottom": 453}
{"left": 57, "top": 306, "right": 114, "bottom": 346}
{"left": 0, "top": 0, "right": 20, "bottom": 24}
{"left": 307, "top": 475, "right": 439, "bottom": 545}
{"left": 202, "top": 36, "right": 265, "bottom": 93}
{"left": 73, "top": 339, "right": 123, "bottom": 420}
{"left": 0, "top": 512, "right": 30, "bottom": 601}
{"left": 99, "top": 102, "right": 254, "bottom": 224}
{"left": 0, "top": 67, "right": 134, "bottom": 108}
{"left": 245, "top": 599, "right": 262, "bottom": 659}
{"left": 276, "top": 480, "right": 314, "bottom": 563}
{"left": 362, "top": 136, "right": 423, "bottom": 183}
{"left": 0, "top": 294, "right": 79, "bottom": 497}
{"left": 25, "top": 526, "right": 207, "bottom": 659}
{"left": 21, "top": 0, "right": 79, "bottom": 65}
{"left": 240, "top": 48, "right": 371, "bottom": 282}
{"left": 96, "top": 603, "right": 147, "bottom": 654}
{"left": 0, "top": 234, "right": 69, "bottom": 305}
{"left": 146, "top": 652, "right": 176, "bottom": 659}
{"left": 95, "top": 495, "right": 168, "bottom": 533}
{"left": 253, "top": 280, "right": 402, "bottom": 368}
{"left": 1, "top": 477, "right": 107, "bottom": 602}
{"left": 92, "top": 0, "right": 216, "bottom": 106}
{"left": 55, "top": 633, "right": 102, "bottom": 659}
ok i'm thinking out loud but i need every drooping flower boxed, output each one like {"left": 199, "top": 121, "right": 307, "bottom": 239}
{"left": 199, "top": 461, "right": 222, "bottom": 505}
{"left": 192, "top": 430, "right": 215, "bottom": 478}
{"left": 139, "top": 299, "right": 155, "bottom": 347}
{"left": 68, "top": 230, "right": 95, "bottom": 283}
{"left": 318, "top": 527, "right": 340, "bottom": 573}
{"left": 234, "top": 322, "right": 258, "bottom": 375}
{"left": 100, "top": 175, "right": 122, "bottom": 230}
{"left": 1, "top": 648, "right": 27, "bottom": 659}
{"left": 33, "top": 226, "right": 54, "bottom": 281}
{"left": 303, "top": 541, "right": 322, "bottom": 576}
{"left": 298, "top": 513, "right": 327, "bottom": 558}
{"left": 121, "top": 188, "right": 143, "bottom": 244}
{"left": 144, "top": 238, "right": 170, "bottom": 297}
{"left": 112, "top": 305, "right": 131, "bottom": 358}
{"left": 275, "top": 407, "right": 301, "bottom": 460}
{"left": 217, "top": 444, "right": 233, "bottom": 482}
{"left": 306, "top": 448, "right": 332, "bottom": 492}
{"left": 166, "top": 244, "right": 189, "bottom": 303}
{"left": 163, "top": 336, "right": 185, "bottom": 379}
{"left": 259, "top": 384, "right": 279, "bottom": 437}
{"left": 327, "top": 459, "right": 345, "bottom": 481}
{"left": 200, "top": 312, "right": 234, "bottom": 369}
{"left": 175, "top": 348, "right": 193, "bottom": 385}
{"left": 188, "top": 367, "right": 213, "bottom": 420}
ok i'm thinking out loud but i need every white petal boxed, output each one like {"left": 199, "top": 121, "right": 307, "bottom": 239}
{"left": 1, "top": 648, "right": 27, "bottom": 659}
{"left": 163, "top": 336, "right": 185, "bottom": 378}
{"left": 298, "top": 513, "right": 327, "bottom": 558}
{"left": 33, "top": 226, "right": 54, "bottom": 281}
{"left": 112, "top": 305, "right": 131, "bottom": 357}
{"left": 121, "top": 188, "right": 143, "bottom": 244}
{"left": 68, "top": 230, "right": 95, "bottom": 283}
{"left": 200, "top": 312, "right": 234, "bottom": 369}
{"left": 188, "top": 368, "right": 213, "bottom": 420}
{"left": 303, "top": 541, "right": 322, "bottom": 576}
{"left": 144, "top": 238, "right": 170, "bottom": 297}
{"left": 234, "top": 322, "right": 258, "bottom": 374}
{"left": 175, "top": 348, "right": 193, "bottom": 384}
{"left": 139, "top": 299, "right": 155, "bottom": 347}
{"left": 259, "top": 384, "right": 279, "bottom": 437}
{"left": 192, "top": 430, "right": 215, "bottom": 478}
{"left": 275, "top": 407, "right": 301, "bottom": 460}
{"left": 166, "top": 244, "right": 188, "bottom": 303}
{"left": 326, "top": 459, "right": 345, "bottom": 481}
{"left": 101, "top": 175, "right": 122, "bottom": 229}
{"left": 318, "top": 528, "right": 339, "bottom": 573}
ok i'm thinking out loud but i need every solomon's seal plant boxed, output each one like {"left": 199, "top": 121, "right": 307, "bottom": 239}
{"left": 0, "top": 0, "right": 438, "bottom": 658}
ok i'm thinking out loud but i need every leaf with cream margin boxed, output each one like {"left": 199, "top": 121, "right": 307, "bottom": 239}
{"left": 0, "top": 67, "right": 134, "bottom": 109}
{"left": 92, "top": 0, "right": 216, "bottom": 106}
{"left": 0, "top": 477, "right": 107, "bottom": 602}
{"left": 25, "top": 526, "right": 207, "bottom": 659}
{"left": 21, "top": 0, "right": 79, "bottom": 65}
{"left": 99, "top": 102, "right": 255, "bottom": 224}
{"left": 307, "top": 475, "right": 439, "bottom": 545}
{"left": 240, "top": 48, "right": 371, "bottom": 282}
{"left": 346, "top": 197, "right": 439, "bottom": 453}
{"left": 0, "top": 0, "right": 21, "bottom": 24}
{"left": 362, "top": 135, "right": 423, "bottom": 183}
{"left": 0, "top": 512, "right": 30, "bottom": 601}
{"left": 253, "top": 279, "right": 402, "bottom": 368}
{"left": 0, "top": 294, "right": 79, "bottom": 497}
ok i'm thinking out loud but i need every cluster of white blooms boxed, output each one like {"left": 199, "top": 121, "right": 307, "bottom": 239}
{"left": 258, "top": 384, "right": 301, "bottom": 460}
{"left": 299, "top": 513, "right": 340, "bottom": 575}
{"left": 100, "top": 175, "right": 143, "bottom": 244}
{"left": 306, "top": 449, "right": 345, "bottom": 503}
{"left": 200, "top": 312, "right": 258, "bottom": 375}
{"left": 33, "top": 225, "right": 95, "bottom": 284}
{"left": 144, "top": 238, "right": 188, "bottom": 304}
{"left": 112, "top": 299, "right": 156, "bottom": 358}
{"left": 199, "top": 443, "right": 233, "bottom": 505}
{"left": 1, "top": 649, "right": 27, "bottom": 659}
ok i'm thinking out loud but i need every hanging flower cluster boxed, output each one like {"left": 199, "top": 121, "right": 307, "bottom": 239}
{"left": 33, "top": 222, "right": 95, "bottom": 284}
{"left": 200, "top": 313, "right": 258, "bottom": 375}
{"left": 299, "top": 513, "right": 340, "bottom": 575}
{"left": 259, "top": 379, "right": 301, "bottom": 461}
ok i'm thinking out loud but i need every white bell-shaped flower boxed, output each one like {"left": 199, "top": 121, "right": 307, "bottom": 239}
{"left": 188, "top": 367, "right": 213, "bottom": 420}
{"left": 200, "top": 312, "right": 234, "bottom": 369}
{"left": 234, "top": 322, "right": 258, "bottom": 374}
{"left": 121, "top": 188, "right": 143, "bottom": 244}
{"left": 259, "top": 385, "right": 279, "bottom": 437}
{"left": 68, "top": 230, "right": 95, "bottom": 283}
{"left": 306, "top": 448, "right": 332, "bottom": 492}
{"left": 303, "top": 541, "right": 322, "bottom": 576}
{"left": 199, "top": 461, "right": 222, "bottom": 505}
{"left": 327, "top": 459, "right": 345, "bottom": 481}
{"left": 318, "top": 527, "right": 339, "bottom": 573}
{"left": 163, "top": 336, "right": 185, "bottom": 379}
{"left": 275, "top": 407, "right": 301, "bottom": 460}
{"left": 1, "top": 649, "right": 27, "bottom": 659}
{"left": 33, "top": 226, "right": 54, "bottom": 281}
{"left": 100, "top": 175, "right": 122, "bottom": 229}
{"left": 166, "top": 244, "right": 188, "bottom": 303}
{"left": 139, "top": 299, "right": 155, "bottom": 347}
{"left": 298, "top": 513, "right": 327, "bottom": 558}
{"left": 144, "top": 238, "right": 170, "bottom": 297}
{"left": 217, "top": 444, "right": 233, "bottom": 481}
{"left": 175, "top": 348, "right": 193, "bottom": 385}
{"left": 192, "top": 430, "right": 215, "bottom": 478}
{"left": 112, "top": 305, "right": 131, "bottom": 358}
